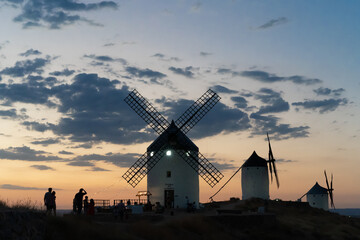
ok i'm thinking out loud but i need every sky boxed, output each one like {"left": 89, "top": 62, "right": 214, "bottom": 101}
{"left": 0, "top": 0, "right": 359, "bottom": 209}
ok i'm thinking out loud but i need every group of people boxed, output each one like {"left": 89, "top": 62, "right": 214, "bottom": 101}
{"left": 44, "top": 187, "right": 95, "bottom": 216}
{"left": 44, "top": 188, "right": 56, "bottom": 216}
{"left": 73, "top": 188, "right": 95, "bottom": 215}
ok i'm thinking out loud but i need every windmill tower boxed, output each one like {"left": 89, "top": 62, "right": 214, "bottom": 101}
{"left": 299, "top": 170, "right": 335, "bottom": 210}
{"left": 241, "top": 133, "right": 279, "bottom": 200}
{"left": 122, "top": 89, "right": 224, "bottom": 208}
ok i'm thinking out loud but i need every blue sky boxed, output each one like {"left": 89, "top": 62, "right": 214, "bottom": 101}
{"left": 0, "top": 0, "right": 359, "bottom": 208}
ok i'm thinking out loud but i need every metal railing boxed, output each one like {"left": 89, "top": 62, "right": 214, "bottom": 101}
{"left": 94, "top": 199, "right": 111, "bottom": 208}
{"left": 114, "top": 199, "right": 147, "bottom": 206}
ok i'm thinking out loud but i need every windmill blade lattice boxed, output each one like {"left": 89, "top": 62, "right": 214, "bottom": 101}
{"left": 124, "top": 89, "right": 170, "bottom": 135}
{"left": 122, "top": 150, "right": 163, "bottom": 188}
{"left": 175, "top": 89, "right": 220, "bottom": 134}
{"left": 175, "top": 149, "right": 224, "bottom": 187}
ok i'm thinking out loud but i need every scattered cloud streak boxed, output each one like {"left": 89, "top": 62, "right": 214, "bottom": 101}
{"left": 168, "top": 66, "right": 195, "bottom": 78}
{"left": 292, "top": 98, "right": 348, "bottom": 113}
{"left": 19, "top": 48, "right": 42, "bottom": 57}
{"left": 313, "top": 87, "right": 345, "bottom": 97}
{"left": 30, "top": 164, "right": 55, "bottom": 170}
{"left": 0, "top": 184, "right": 46, "bottom": 190}
{"left": 7, "top": 0, "right": 118, "bottom": 29}
{"left": 0, "top": 146, "right": 62, "bottom": 161}
{"left": 0, "top": 57, "right": 51, "bottom": 77}
{"left": 258, "top": 17, "right": 289, "bottom": 29}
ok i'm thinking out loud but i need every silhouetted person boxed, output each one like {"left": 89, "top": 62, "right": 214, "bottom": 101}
{"left": 119, "top": 200, "right": 125, "bottom": 220}
{"left": 88, "top": 199, "right": 95, "bottom": 216}
{"left": 44, "top": 188, "right": 52, "bottom": 215}
{"left": 74, "top": 188, "right": 87, "bottom": 214}
{"left": 49, "top": 191, "right": 56, "bottom": 216}
{"left": 83, "top": 196, "right": 89, "bottom": 215}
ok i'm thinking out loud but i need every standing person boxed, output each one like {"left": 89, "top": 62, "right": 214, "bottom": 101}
{"left": 88, "top": 199, "right": 95, "bottom": 216}
{"left": 49, "top": 191, "right": 56, "bottom": 216}
{"left": 83, "top": 196, "right": 89, "bottom": 215}
{"left": 74, "top": 188, "right": 87, "bottom": 214}
{"left": 117, "top": 200, "right": 125, "bottom": 221}
{"left": 44, "top": 188, "right": 52, "bottom": 215}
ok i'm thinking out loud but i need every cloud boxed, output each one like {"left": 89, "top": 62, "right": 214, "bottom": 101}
{"left": 31, "top": 138, "right": 60, "bottom": 146}
{"left": 46, "top": 73, "right": 155, "bottom": 144}
{"left": 49, "top": 68, "right": 75, "bottom": 76}
{"left": 211, "top": 161, "right": 238, "bottom": 171}
{"left": 125, "top": 66, "right": 166, "bottom": 82}
{"left": 19, "top": 48, "right": 42, "bottom": 57}
{"left": 190, "top": 2, "right": 202, "bottom": 12}
{"left": 30, "top": 164, "right": 55, "bottom": 170}
{"left": 168, "top": 66, "right": 195, "bottom": 78}
{"left": 0, "top": 57, "right": 51, "bottom": 77}
{"left": 240, "top": 70, "right": 322, "bottom": 85}
{"left": 0, "top": 146, "right": 62, "bottom": 161}
{"left": 217, "top": 68, "right": 233, "bottom": 74}
{"left": 59, "top": 150, "right": 74, "bottom": 155}
{"left": 211, "top": 85, "right": 238, "bottom": 94}
{"left": 83, "top": 54, "right": 127, "bottom": 65}
{"left": 87, "top": 167, "right": 110, "bottom": 171}
{"left": 253, "top": 88, "right": 289, "bottom": 114}
{"left": 0, "top": 184, "right": 46, "bottom": 190}
{"left": 157, "top": 98, "right": 251, "bottom": 139}
{"left": 258, "top": 17, "right": 289, "bottom": 29}
{"left": 292, "top": 98, "right": 348, "bottom": 113}
{"left": 231, "top": 96, "right": 248, "bottom": 109}
{"left": 200, "top": 52, "right": 212, "bottom": 57}
{"left": 9, "top": 0, "right": 118, "bottom": 29}
{"left": 22, "top": 121, "right": 54, "bottom": 132}
{"left": 103, "top": 43, "right": 115, "bottom": 47}
{"left": 0, "top": 81, "right": 55, "bottom": 106}
{"left": 313, "top": 87, "right": 345, "bottom": 97}
{"left": 152, "top": 53, "right": 180, "bottom": 62}
{"left": 67, "top": 161, "right": 94, "bottom": 167}
{"left": 0, "top": 108, "right": 27, "bottom": 119}
{"left": 72, "top": 152, "right": 140, "bottom": 167}
{"left": 250, "top": 113, "right": 310, "bottom": 140}
{"left": 275, "top": 158, "right": 297, "bottom": 164}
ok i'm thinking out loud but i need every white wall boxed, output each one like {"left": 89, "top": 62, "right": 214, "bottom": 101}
{"left": 147, "top": 150, "right": 199, "bottom": 208}
{"left": 241, "top": 166, "right": 269, "bottom": 200}
{"left": 306, "top": 194, "right": 329, "bottom": 210}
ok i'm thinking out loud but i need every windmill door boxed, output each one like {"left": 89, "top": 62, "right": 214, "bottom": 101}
{"left": 164, "top": 190, "right": 174, "bottom": 208}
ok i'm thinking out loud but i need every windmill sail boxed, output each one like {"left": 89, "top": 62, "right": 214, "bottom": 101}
{"left": 124, "top": 89, "right": 170, "bottom": 135}
{"left": 324, "top": 170, "right": 335, "bottom": 209}
{"left": 267, "top": 133, "right": 279, "bottom": 188}
{"left": 122, "top": 89, "right": 223, "bottom": 188}
{"left": 175, "top": 89, "right": 220, "bottom": 134}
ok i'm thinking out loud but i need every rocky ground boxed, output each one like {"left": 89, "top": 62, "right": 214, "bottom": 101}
{"left": 1, "top": 199, "right": 360, "bottom": 240}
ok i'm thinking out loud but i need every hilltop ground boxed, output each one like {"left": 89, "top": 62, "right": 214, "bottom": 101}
{"left": 1, "top": 198, "right": 360, "bottom": 240}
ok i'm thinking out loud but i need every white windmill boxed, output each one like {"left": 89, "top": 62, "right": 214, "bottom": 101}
{"left": 122, "top": 89, "right": 224, "bottom": 209}
{"left": 209, "top": 133, "right": 279, "bottom": 201}
{"left": 241, "top": 133, "right": 280, "bottom": 200}
{"left": 298, "top": 170, "right": 335, "bottom": 210}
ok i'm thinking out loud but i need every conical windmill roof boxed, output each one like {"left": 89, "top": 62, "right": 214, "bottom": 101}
{"left": 147, "top": 120, "right": 198, "bottom": 152}
{"left": 243, "top": 151, "right": 267, "bottom": 167}
{"left": 307, "top": 182, "right": 328, "bottom": 195}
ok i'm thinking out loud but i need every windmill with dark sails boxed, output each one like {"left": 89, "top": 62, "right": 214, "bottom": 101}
{"left": 210, "top": 133, "right": 280, "bottom": 201}
{"left": 122, "top": 89, "right": 224, "bottom": 208}
{"left": 298, "top": 170, "right": 335, "bottom": 210}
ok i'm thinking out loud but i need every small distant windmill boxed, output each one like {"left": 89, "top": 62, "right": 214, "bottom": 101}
{"left": 210, "top": 133, "right": 279, "bottom": 201}
{"left": 122, "top": 89, "right": 224, "bottom": 208}
{"left": 298, "top": 170, "right": 335, "bottom": 210}
{"left": 241, "top": 133, "right": 279, "bottom": 200}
